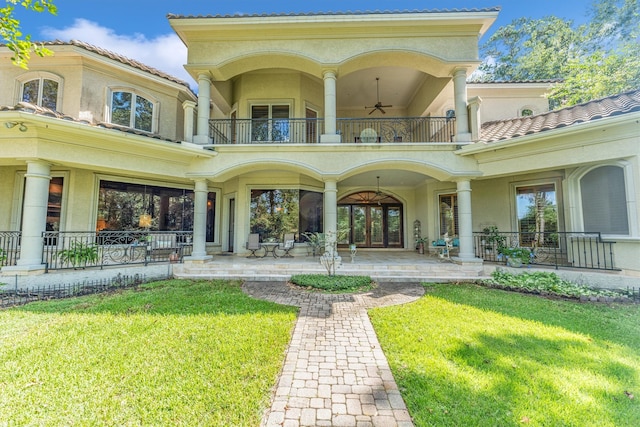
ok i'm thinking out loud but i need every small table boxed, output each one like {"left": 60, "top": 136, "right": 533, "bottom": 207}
{"left": 262, "top": 242, "right": 280, "bottom": 258}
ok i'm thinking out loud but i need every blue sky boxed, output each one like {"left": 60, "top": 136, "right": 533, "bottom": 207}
{"left": 15, "top": 0, "right": 595, "bottom": 86}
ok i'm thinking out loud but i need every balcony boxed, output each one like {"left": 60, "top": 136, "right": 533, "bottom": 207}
{"left": 208, "top": 117, "right": 456, "bottom": 145}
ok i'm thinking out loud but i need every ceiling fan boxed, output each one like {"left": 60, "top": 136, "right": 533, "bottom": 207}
{"left": 365, "top": 77, "right": 392, "bottom": 115}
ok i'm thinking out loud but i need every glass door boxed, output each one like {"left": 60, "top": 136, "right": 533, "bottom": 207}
{"left": 338, "top": 202, "right": 403, "bottom": 248}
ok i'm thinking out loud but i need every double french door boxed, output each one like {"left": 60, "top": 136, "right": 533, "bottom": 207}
{"left": 337, "top": 204, "right": 402, "bottom": 248}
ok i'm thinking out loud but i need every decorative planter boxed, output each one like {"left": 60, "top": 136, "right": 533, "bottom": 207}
{"left": 506, "top": 257, "right": 523, "bottom": 268}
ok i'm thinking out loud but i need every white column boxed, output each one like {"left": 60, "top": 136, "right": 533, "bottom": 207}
{"left": 320, "top": 70, "right": 341, "bottom": 143}
{"left": 182, "top": 100, "right": 196, "bottom": 143}
{"left": 455, "top": 179, "right": 477, "bottom": 261}
{"left": 188, "top": 179, "right": 212, "bottom": 261}
{"left": 453, "top": 68, "right": 471, "bottom": 142}
{"left": 323, "top": 179, "right": 338, "bottom": 251}
{"left": 16, "top": 160, "right": 51, "bottom": 270}
{"left": 194, "top": 73, "right": 211, "bottom": 145}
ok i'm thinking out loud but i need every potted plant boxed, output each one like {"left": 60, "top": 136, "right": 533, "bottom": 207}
{"left": 58, "top": 241, "right": 99, "bottom": 269}
{"left": 415, "top": 237, "right": 428, "bottom": 254}
{"left": 482, "top": 226, "right": 506, "bottom": 254}
{"left": 302, "top": 231, "right": 325, "bottom": 256}
{"left": 499, "top": 247, "right": 532, "bottom": 268}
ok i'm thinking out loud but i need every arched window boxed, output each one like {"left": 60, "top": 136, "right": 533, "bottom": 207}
{"left": 580, "top": 166, "right": 629, "bottom": 235}
{"left": 521, "top": 108, "right": 534, "bottom": 117}
{"left": 17, "top": 72, "right": 63, "bottom": 110}
{"left": 108, "top": 89, "right": 156, "bottom": 132}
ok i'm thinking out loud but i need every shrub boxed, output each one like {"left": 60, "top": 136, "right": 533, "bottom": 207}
{"left": 290, "top": 274, "right": 373, "bottom": 293}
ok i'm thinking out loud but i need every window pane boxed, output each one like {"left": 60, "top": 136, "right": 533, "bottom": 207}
{"left": 250, "top": 189, "right": 300, "bottom": 241}
{"left": 387, "top": 207, "right": 401, "bottom": 245}
{"left": 251, "top": 105, "right": 269, "bottom": 141}
{"left": 516, "top": 184, "right": 557, "bottom": 245}
{"left": 111, "top": 92, "right": 132, "bottom": 127}
{"left": 134, "top": 95, "right": 153, "bottom": 132}
{"left": 581, "top": 166, "right": 629, "bottom": 234}
{"left": 46, "top": 177, "right": 64, "bottom": 231}
{"left": 22, "top": 80, "right": 39, "bottom": 104}
{"left": 42, "top": 79, "right": 59, "bottom": 110}
{"left": 271, "top": 105, "right": 289, "bottom": 119}
{"left": 439, "top": 194, "right": 458, "bottom": 236}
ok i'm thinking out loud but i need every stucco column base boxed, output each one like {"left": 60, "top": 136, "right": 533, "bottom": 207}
{"left": 451, "top": 256, "right": 483, "bottom": 266}
{"left": 1, "top": 264, "right": 47, "bottom": 276}
{"left": 454, "top": 132, "right": 472, "bottom": 143}
{"left": 320, "top": 134, "right": 341, "bottom": 143}
{"left": 184, "top": 255, "right": 213, "bottom": 263}
{"left": 193, "top": 134, "right": 211, "bottom": 145}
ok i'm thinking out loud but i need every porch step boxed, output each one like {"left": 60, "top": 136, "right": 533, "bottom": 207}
{"left": 173, "top": 256, "right": 488, "bottom": 283}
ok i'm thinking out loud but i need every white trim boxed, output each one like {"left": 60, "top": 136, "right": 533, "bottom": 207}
{"left": 566, "top": 161, "right": 638, "bottom": 237}
{"left": 105, "top": 86, "right": 159, "bottom": 133}
{"left": 15, "top": 71, "right": 64, "bottom": 111}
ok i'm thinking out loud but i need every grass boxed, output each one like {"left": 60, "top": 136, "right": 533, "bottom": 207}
{"left": 0, "top": 279, "right": 298, "bottom": 426}
{"left": 369, "top": 283, "right": 640, "bottom": 427}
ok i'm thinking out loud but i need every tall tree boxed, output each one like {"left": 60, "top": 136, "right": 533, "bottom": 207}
{"left": 1, "top": 0, "right": 57, "bottom": 69}
{"left": 476, "top": 0, "right": 640, "bottom": 107}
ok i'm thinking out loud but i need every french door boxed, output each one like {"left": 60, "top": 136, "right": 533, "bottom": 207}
{"left": 337, "top": 204, "right": 402, "bottom": 248}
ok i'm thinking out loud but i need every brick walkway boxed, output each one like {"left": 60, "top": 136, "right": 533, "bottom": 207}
{"left": 243, "top": 281, "right": 425, "bottom": 427}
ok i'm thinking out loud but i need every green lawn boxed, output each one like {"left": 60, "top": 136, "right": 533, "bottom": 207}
{"left": 369, "top": 283, "right": 640, "bottom": 427}
{"left": 0, "top": 280, "right": 297, "bottom": 426}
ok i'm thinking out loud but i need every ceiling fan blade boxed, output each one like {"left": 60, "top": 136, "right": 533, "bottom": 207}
{"left": 368, "top": 108, "right": 376, "bottom": 115}
{"left": 378, "top": 107, "right": 386, "bottom": 114}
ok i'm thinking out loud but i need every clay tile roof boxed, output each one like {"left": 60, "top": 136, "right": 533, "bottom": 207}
{"left": 167, "top": 7, "right": 501, "bottom": 19}
{"left": 40, "top": 40, "right": 192, "bottom": 91}
{"left": 480, "top": 89, "right": 640, "bottom": 143}
{"left": 2, "top": 102, "right": 180, "bottom": 143}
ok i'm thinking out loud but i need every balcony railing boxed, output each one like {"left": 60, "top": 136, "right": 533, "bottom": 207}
{"left": 208, "top": 117, "right": 456, "bottom": 144}
{"left": 42, "top": 231, "right": 193, "bottom": 271}
{"left": 0, "top": 231, "right": 21, "bottom": 267}
{"left": 473, "top": 231, "right": 618, "bottom": 271}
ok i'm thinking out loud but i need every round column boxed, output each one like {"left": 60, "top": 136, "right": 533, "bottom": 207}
{"left": 17, "top": 160, "right": 51, "bottom": 268}
{"left": 453, "top": 68, "right": 471, "bottom": 142}
{"left": 320, "top": 70, "right": 341, "bottom": 143}
{"left": 189, "top": 179, "right": 212, "bottom": 260}
{"left": 195, "top": 73, "right": 211, "bottom": 145}
{"left": 323, "top": 179, "right": 338, "bottom": 251}
{"left": 456, "top": 179, "right": 476, "bottom": 260}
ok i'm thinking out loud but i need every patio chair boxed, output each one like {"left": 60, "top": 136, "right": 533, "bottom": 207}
{"left": 278, "top": 233, "right": 295, "bottom": 258}
{"left": 245, "top": 233, "right": 263, "bottom": 258}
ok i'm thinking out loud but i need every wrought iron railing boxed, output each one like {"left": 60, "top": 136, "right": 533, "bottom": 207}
{"left": 473, "top": 231, "right": 618, "bottom": 271}
{"left": 42, "top": 230, "right": 193, "bottom": 271}
{"left": 0, "top": 231, "right": 21, "bottom": 267}
{"left": 208, "top": 116, "right": 456, "bottom": 144}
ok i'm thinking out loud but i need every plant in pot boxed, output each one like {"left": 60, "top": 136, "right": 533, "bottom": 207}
{"left": 302, "top": 231, "right": 325, "bottom": 256}
{"left": 482, "top": 226, "right": 506, "bottom": 255}
{"left": 499, "top": 247, "right": 532, "bottom": 268}
{"left": 58, "top": 241, "right": 99, "bottom": 269}
{"left": 415, "top": 237, "right": 428, "bottom": 254}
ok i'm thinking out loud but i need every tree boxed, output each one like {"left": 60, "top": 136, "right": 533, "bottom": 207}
{"left": 476, "top": 0, "right": 640, "bottom": 108}
{"left": 1, "top": 0, "right": 57, "bottom": 69}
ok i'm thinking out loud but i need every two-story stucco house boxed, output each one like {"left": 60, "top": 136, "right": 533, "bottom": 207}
{"left": 1, "top": 8, "right": 639, "bottom": 280}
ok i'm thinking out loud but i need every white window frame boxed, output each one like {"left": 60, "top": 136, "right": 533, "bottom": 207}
{"left": 510, "top": 178, "right": 563, "bottom": 236}
{"left": 519, "top": 105, "right": 536, "bottom": 117}
{"left": 106, "top": 87, "right": 158, "bottom": 133}
{"left": 249, "top": 101, "right": 292, "bottom": 142}
{"left": 15, "top": 71, "right": 64, "bottom": 111}
{"left": 567, "top": 161, "right": 638, "bottom": 238}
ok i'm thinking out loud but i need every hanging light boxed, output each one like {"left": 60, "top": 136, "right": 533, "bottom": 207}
{"left": 139, "top": 185, "right": 152, "bottom": 228}
{"left": 373, "top": 176, "right": 383, "bottom": 205}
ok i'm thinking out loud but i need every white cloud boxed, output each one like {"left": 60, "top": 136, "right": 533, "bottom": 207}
{"left": 41, "top": 19, "right": 195, "bottom": 88}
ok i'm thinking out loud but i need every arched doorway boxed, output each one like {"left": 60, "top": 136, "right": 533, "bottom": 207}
{"left": 337, "top": 192, "right": 403, "bottom": 248}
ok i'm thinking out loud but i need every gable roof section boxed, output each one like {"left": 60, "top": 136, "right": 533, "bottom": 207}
{"left": 40, "top": 40, "right": 193, "bottom": 92}
{"left": 480, "top": 89, "right": 640, "bottom": 143}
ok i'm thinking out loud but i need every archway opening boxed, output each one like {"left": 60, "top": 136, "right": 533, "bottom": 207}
{"left": 338, "top": 191, "right": 403, "bottom": 248}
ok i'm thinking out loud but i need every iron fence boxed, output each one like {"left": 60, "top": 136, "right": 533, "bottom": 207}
{"left": 0, "top": 273, "right": 148, "bottom": 309}
{"left": 208, "top": 116, "right": 456, "bottom": 144}
{"left": 42, "top": 230, "right": 193, "bottom": 272}
{"left": 0, "top": 231, "right": 21, "bottom": 267}
{"left": 473, "top": 231, "right": 618, "bottom": 271}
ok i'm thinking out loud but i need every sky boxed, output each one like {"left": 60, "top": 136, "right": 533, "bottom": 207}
{"left": 14, "top": 0, "right": 595, "bottom": 87}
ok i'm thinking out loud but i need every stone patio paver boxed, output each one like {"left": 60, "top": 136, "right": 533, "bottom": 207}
{"left": 243, "top": 281, "right": 424, "bottom": 427}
